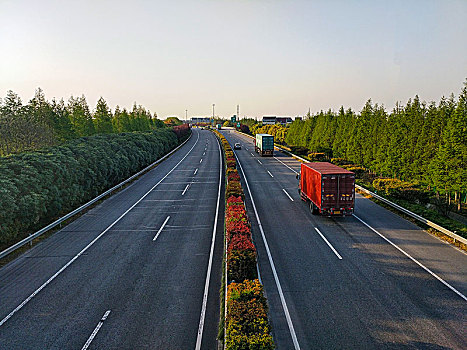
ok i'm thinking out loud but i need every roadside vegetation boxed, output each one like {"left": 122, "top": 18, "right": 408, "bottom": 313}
{"left": 0, "top": 88, "right": 169, "bottom": 156}
{"left": 214, "top": 130, "right": 275, "bottom": 349}
{"left": 240, "top": 80, "right": 467, "bottom": 238}
{"left": 0, "top": 88, "right": 191, "bottom": 250}
{"left": 0, "top": 128, "right": 193, "bottom": 248}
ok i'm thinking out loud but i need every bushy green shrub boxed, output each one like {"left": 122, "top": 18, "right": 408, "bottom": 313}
{"left": 0, "top": 129, "right": 179, "bottom": 245}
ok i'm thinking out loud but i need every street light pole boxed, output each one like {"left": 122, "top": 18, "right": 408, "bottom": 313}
{"left": 212, "top": 104, "right": 215, "bottom": 124}
{"left": 185, "top": 109, "right": 188, "bottom": 121}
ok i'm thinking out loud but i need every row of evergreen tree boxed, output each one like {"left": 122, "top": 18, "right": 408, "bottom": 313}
{"left": 0, "top": 88, "right": 165, "bottom": 156}
{"left": 284, "top": 80, "right": 467, "bottom": 203}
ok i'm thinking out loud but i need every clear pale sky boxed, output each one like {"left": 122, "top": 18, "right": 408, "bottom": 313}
{"left": 1, "top": 0, "right": 466, "bottom": 119}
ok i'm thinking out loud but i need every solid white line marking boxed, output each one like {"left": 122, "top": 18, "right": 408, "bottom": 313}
{"left": 235, "top": 154, "right": 301, "bottom": 349}
{"left": 182, "top": 184, "right": 190, "bottom": 196}
{"left": 353, "top": 214, "right": 467, "bottom": 301}
{"left": 258, "top": 159, "right": 262, "bottom": 165}
{"left": 267, "top": 170, "right": 274, "bottom": 178}
{"left": 314, "top": 227, "right": 342, "bottom": 259}
{"left": 195, "top": 133, "right": 223, "bottom": 349}
{"left": 0, "top": 130, "right": 201, "bottom": 328}
{"left": 282, "top": 189, "right": 294, "bottom": 202}
{"left": 194, "top": 168, "right": 198, "bottom": 175}
{"left": 274, "top": 156, "right": 299, "bottom": 174}
{"left": 153, "top": 216, "right": 170, "bottom": 241}
{"left": 200, "top": 158, "right": 203, "bottom": 163}
{"left": 250, "top": 152, "right": 254, "bottom": 157}
{"left": 81, "top": 310, "right": 111, "bottom": 350}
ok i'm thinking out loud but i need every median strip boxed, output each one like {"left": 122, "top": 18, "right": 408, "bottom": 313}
{"left": 213, "top": 130, "right": 275, "bottom": 349}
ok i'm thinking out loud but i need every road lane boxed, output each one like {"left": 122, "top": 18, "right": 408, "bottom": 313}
{"left": 0, "top": 128, "right": 224, "bottom": 349}
{"left": 222, "top": 129, "right": 467, "bottom": 349}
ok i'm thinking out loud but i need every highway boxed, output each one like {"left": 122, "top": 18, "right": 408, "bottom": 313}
{"left": 0, "top": 128, "right": 224, "bottom": 349}
{"left": 221, "top": 129, "right": 467, "bottom": 350}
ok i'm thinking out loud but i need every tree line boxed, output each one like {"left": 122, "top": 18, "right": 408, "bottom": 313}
{"left": 0, "top": 88, "right": 167, "bottom": 156}
{"left": 247, "top": 80, "right": 467, "bottom": 209}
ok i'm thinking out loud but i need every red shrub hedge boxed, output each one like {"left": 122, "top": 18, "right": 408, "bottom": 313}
{"left": 172, "top": 124, "right": 190, "bottom": 140}
{"left": 213, "top": 130, "right": 274, "bottom": 349}
{"left": 227, "top": 235, "right": 257, "bottom": 282}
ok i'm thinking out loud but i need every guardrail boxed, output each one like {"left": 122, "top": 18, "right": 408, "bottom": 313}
{"left": 0, "top": 133, "right": 193, "bottom": 260}
{"left": 232, "top": 129, "right": 467, "bottom": 246}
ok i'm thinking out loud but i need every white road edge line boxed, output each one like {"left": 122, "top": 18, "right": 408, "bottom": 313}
{"left": 353, "top": 214, "right": 467, "bottom": 302}
{"left": 267, "top": 170, "right": 274, "bottom": 178}
{"left": 0, "top": 130, "right": 201, "bottom": 328}
{"left": 274, "top": 156, "right": 299, "bottom": 174}
{"left": 182, "top": 184, "right": 190, "bottom": 196}
{"left": 194, "top": 168, "right": 198, "bottom": 175}
{"left": 282, "top": 189, "right": 294, "bottom": 202}
{"left": 81, "top": 310, "right": 111, "bottom": 350}
{"left": 258, "top": 159, "right": 262, "bottom": 164}
{"left": 195, "top": 134, "right": 222, "bottom": 349}
{"left": 235, "top": 154, "right": 301, "bottom": 349}
{"left": 153, "top": 216, "right": 170, "bottom": 241}
{"left": 314, "top": 227, "right": 342, "bottom": 260}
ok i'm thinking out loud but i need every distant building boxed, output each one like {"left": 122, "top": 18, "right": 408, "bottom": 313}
{"left": 262, "top": 115, "right": 293, "bottom": 125}
{"left": 262, "top": 115, "right": 276, "bottom": 124}
{"left": 276, "top": 117, "right": 293, "bottom": 125}
{"left": 191, "top": 117, "right": 211, "bottom": 124}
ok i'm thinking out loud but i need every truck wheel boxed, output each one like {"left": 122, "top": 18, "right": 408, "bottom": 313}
{"left": 310, "top": 202, "right": 318, "bottom": 215}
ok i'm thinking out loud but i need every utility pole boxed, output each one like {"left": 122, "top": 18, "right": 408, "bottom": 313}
{"left": 237, "top": 104, "right": 239, "bottom": 121}
{"left": 212, "top": 104, "right": 215, "bottom": 119}
{"left": 185, "top": 109, "right": 188, "bottom": 121}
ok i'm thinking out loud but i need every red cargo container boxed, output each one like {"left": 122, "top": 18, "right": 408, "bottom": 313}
{"left": 299, "top": 162, "right": 355, "bottom": 216}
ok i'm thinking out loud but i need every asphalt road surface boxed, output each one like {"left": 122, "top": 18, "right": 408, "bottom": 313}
{"left": 222, "top": 129, "right": 467, "bottom": 350}
{"left": 0, "top": 128, "right": 224, "bottom": 350}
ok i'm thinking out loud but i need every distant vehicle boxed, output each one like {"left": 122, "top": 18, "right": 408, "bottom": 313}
{"left": 255, "top": 134, "right": 274, "bottom": 156}
{"left": 216, "top": 124, "right": 222, "bottom": 130}
{"left": 234, "top": 143, "right": 241, "bottom": 150}
{"left": 297, "top": 162, "right": 355, "bottom": 216}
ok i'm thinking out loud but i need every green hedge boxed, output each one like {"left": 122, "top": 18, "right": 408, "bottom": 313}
{"left": 0, "top": 129, "right": 179, "bottom": 246}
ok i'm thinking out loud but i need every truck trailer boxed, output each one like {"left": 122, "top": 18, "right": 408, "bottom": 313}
{"left": 298, "top": 162, "right": 355, "bottom": 216}
{"left": 255, "top": 134, "right": 274, "bottom": 156}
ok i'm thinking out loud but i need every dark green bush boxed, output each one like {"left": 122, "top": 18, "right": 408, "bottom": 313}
{"left": 0, "top": 129, "right": 179, "bottom": 246}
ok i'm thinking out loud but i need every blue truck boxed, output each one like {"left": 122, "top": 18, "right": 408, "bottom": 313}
{"left": 255, "top": 133, "right": 274, "bottom": 156}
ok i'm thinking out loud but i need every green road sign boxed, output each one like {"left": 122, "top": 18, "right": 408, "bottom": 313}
{"left": 231, "top": 115, "right": 236, "bottom": 123}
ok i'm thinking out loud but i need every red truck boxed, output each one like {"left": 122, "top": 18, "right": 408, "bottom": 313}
{"left": 298, "top": 162, "right": 355, "bottom": 216}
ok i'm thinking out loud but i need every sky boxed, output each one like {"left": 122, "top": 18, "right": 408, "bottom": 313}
{"left": 1, "top": 0, "right": 466, "bottom": 119}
